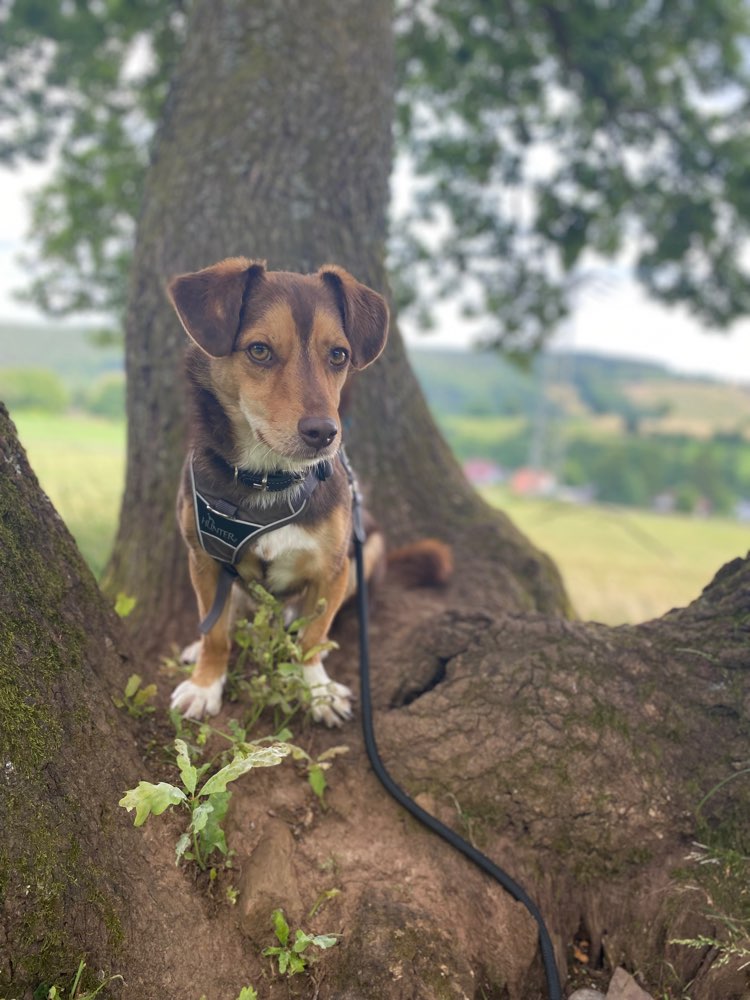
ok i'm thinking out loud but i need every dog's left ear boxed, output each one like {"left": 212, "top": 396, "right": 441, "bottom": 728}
{"left": 319, "top": 265, "right": 389, "bottom": 369}
{"left": 167, "top": 257, "right": 266, "bottom": 358}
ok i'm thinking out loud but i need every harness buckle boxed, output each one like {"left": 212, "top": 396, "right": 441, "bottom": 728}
{"left": 251, "top": 472, "right": 269, "bottom": 491}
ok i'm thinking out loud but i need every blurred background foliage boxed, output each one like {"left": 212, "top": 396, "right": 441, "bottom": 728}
{"left": 2, "top": 0, "right": 750, "bottom": 351}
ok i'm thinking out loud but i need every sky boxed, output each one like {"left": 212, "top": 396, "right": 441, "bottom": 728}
{"left": 2, "top": 161, "right": 750, "bottom": 385}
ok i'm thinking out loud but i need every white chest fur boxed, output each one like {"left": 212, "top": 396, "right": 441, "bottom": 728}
{"left": 249, "top": 523, "right": 320, "bottom": 593}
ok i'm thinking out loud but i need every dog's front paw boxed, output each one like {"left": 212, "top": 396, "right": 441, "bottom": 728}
{"left": 303, "top": 660, "right": 353, "bottom": 727}
{"left": 170, "top": 676, "right": 225, "bottom": 719}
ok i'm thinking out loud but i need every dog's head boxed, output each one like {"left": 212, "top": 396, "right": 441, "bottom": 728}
{"left": 167, "top": 257, "right": 388, "bottom": 470}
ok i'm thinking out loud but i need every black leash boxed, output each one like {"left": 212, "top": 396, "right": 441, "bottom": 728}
{"left": 347, "top": 467, "right": 563, "bottom": 1000}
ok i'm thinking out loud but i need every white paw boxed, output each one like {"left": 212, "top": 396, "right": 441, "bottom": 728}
{"left": 303, "top": 660, "right": 353, "bottom": 727}
{"left": 180, "top": 639, "right": 202, "bottom": 664}
{"left": 170, "top": 676, "right": 225, "bottom": 719}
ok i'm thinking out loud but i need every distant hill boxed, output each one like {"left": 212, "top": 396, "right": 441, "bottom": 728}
{"left": 2, "top": 318, "right": 749, "bottom": 436}
{"left": 0, "top": 321, "right": 122, "bottom": 388}
{"left": 408, "top": 346, "right": 750, "bottom": 436}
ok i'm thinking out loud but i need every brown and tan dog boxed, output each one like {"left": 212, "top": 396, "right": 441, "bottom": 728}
{"left": 166, "top": 257, "right": 390, "bottom": 725}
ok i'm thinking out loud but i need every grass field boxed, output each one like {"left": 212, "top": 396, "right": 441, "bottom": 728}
{"left": 11, "top": 411, "right": 749, "bottom": 624}
{"left": 13, "top": 411, "right": 126, "bottom": 578}
{"left": 482, "top": 486, "right": 749, "bottom": 623}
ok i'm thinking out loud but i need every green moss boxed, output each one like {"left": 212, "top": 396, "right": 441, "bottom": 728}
{"left": 0, "top": 781, "right": 126, "bottom": 991}
{"left": 588, "top": 699, "right": 631, "bottom": 737}
{"left": 0, "top": 428, "right": 121, "bottom": 992}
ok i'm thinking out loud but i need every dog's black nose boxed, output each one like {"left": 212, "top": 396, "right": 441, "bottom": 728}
{"left": 298, "top": 416, "right": 338, "bottom": 450}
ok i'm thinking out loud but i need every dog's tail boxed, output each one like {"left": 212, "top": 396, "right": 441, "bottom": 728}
{"left": 345, "top": 533, "right": 452, "bottom": 601}
{"left": 386, "top": 538, "right": 453, "bottom": 588}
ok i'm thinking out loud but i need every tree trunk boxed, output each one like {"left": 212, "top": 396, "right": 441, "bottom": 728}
{"left": 103, "top": 0, "right": 569, "bottom": 654}
{"left": 0, "top": 404, "right": 264, "bottom": 999}
{"left": 365, "top": 556, "right": 750, "bottom": 997}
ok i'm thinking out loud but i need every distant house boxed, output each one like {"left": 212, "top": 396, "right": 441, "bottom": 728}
{"left": 509, "top": 467, "right": 557, "bottom": 497}
{"left": 463, "top": 458, "right": 505, "bottom": 486}
{"left": 652, "top": 491, "right": 676, "bottom": 514}
{"left": 556, "top": 483, "right": 596, "bottom": 505}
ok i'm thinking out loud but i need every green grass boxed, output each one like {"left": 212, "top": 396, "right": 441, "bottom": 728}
{"left": 482, "top": 486, "right": 749, "bottom": 624}
{"left": 8, "top": 411, "right": 749, "bottom": 624}
{"left": 13, "top": 410, "right": 125, "bottom": 578}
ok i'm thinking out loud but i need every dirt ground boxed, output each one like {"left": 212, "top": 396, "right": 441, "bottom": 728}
{"left": 130, "top": 576, "right": 558, "bottom": 1000}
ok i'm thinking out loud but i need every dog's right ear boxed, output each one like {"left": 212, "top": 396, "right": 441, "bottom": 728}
{"left": 167, "top": 257, "right": 266, "bottom": 357}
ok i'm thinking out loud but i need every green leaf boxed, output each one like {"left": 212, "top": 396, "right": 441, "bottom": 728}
{"left": 119, "top": 781, "right": 186, "bottom": 827}
{"left": 311, "top": 934, "right": 339, "bottom": 949}
{"left": 199, "top": 744, "right": 289, "bottom": 796}
{"left": 175, "top": 832, "right": 191, "bottom": 864}
{"left": 308, "top": 764, "right": 327, "bottom": 804}
{"left": 199, "top": 791, "right": 230, "bottom": 856}
{"left": 124, "top": 673, "right": 142, "bottom": 698}
{"left": 175, "top": 739, "right": 198, "bottom": 795}
{"left": 292, "top": 929, "right": 313, "bottom": 953}
{"left": 272, "top": 908, "right": 290, "bottom": 946}
{"left": 236, "top": 988, "right": 258, "bottom": 1000}
{"left": 190, "top": 800, "right": 214, "bottom": 833}
{"left": 114, "top": 592, "right": 137, "bottom": 617}
{"left": 278, "top": 951, "right": 290, "bottom": 975}
{"left": 303, "top": 640, "right": 338, "bottom": 661}
{"left": 288, "top": 953, "right": 306, "bottom": 975}
{"left": 133, "top": 683, "right": 157, "bottom": 707}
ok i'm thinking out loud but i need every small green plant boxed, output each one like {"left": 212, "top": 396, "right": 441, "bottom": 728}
{"left": 670, "top": 841, "right": 750, "bottom": 972}
{"left": 669, "top": 749, "right": 750, "bottom": 983}
{"left": 112, "top": 673, "right": 157, "bottom": 718}
{"left": 308, "top": 887, "right": 341, "bottom": 920}
{"left": 671, "top": 927, "right": 750, "bottom": 970}
{"left": 262, "top": 908, "right": 339, "bottom": 977}
{"left": 41, "top": 959, "right": 122, "bottom": 999}
{"left": 121, "top": 584, "right": 348, "bottom": 884}
{"left": 231, "top": 583, "right": 337, "bottom": 732}
{"left": 287, "top": 743, "right": 349, "bottom": 805}
{"left": 234, "top": 987, "right": 258, "bottom": 1000}
{"left": 119, "top": 738, "right": 289, "bottom": 870}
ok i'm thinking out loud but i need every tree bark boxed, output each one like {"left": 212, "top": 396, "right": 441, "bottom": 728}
{"left": 0, "top": 404, "right": 261, "bottom": 999}
{"left": 364, "top": 555, "right": 750, "bottom": 998}
{"left": 103, "top": 0, "right": 570, "bottom": 654}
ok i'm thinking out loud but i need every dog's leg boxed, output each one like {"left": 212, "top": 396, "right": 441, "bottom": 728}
{"left": 171, "top": 553, "right": 233, "bottom": 719}
{"left": 300, "top": 560, "right": 353, "bottom": 727}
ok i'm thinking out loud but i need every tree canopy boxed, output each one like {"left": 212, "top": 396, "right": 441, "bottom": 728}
{"left": 3, "top": 0, "right": 750, "bottom": 349}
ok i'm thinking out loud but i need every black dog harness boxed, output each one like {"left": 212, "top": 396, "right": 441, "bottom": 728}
{"left": 189, "top": 452, "right": 334, "bottom": 633}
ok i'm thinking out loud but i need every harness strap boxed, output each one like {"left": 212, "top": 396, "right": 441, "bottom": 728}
{"left": 199, "top": 564, "right": 237, "bottom": 635}
{"left": 190, "top": 451, "right": 335, "bottom": 634}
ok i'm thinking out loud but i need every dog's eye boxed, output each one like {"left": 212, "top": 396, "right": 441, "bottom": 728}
{"left": 247, "top": 342, "right": 272, "bottom": 364}
{"left": 329, "top": 347, "right": 349, "bottom": 367}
